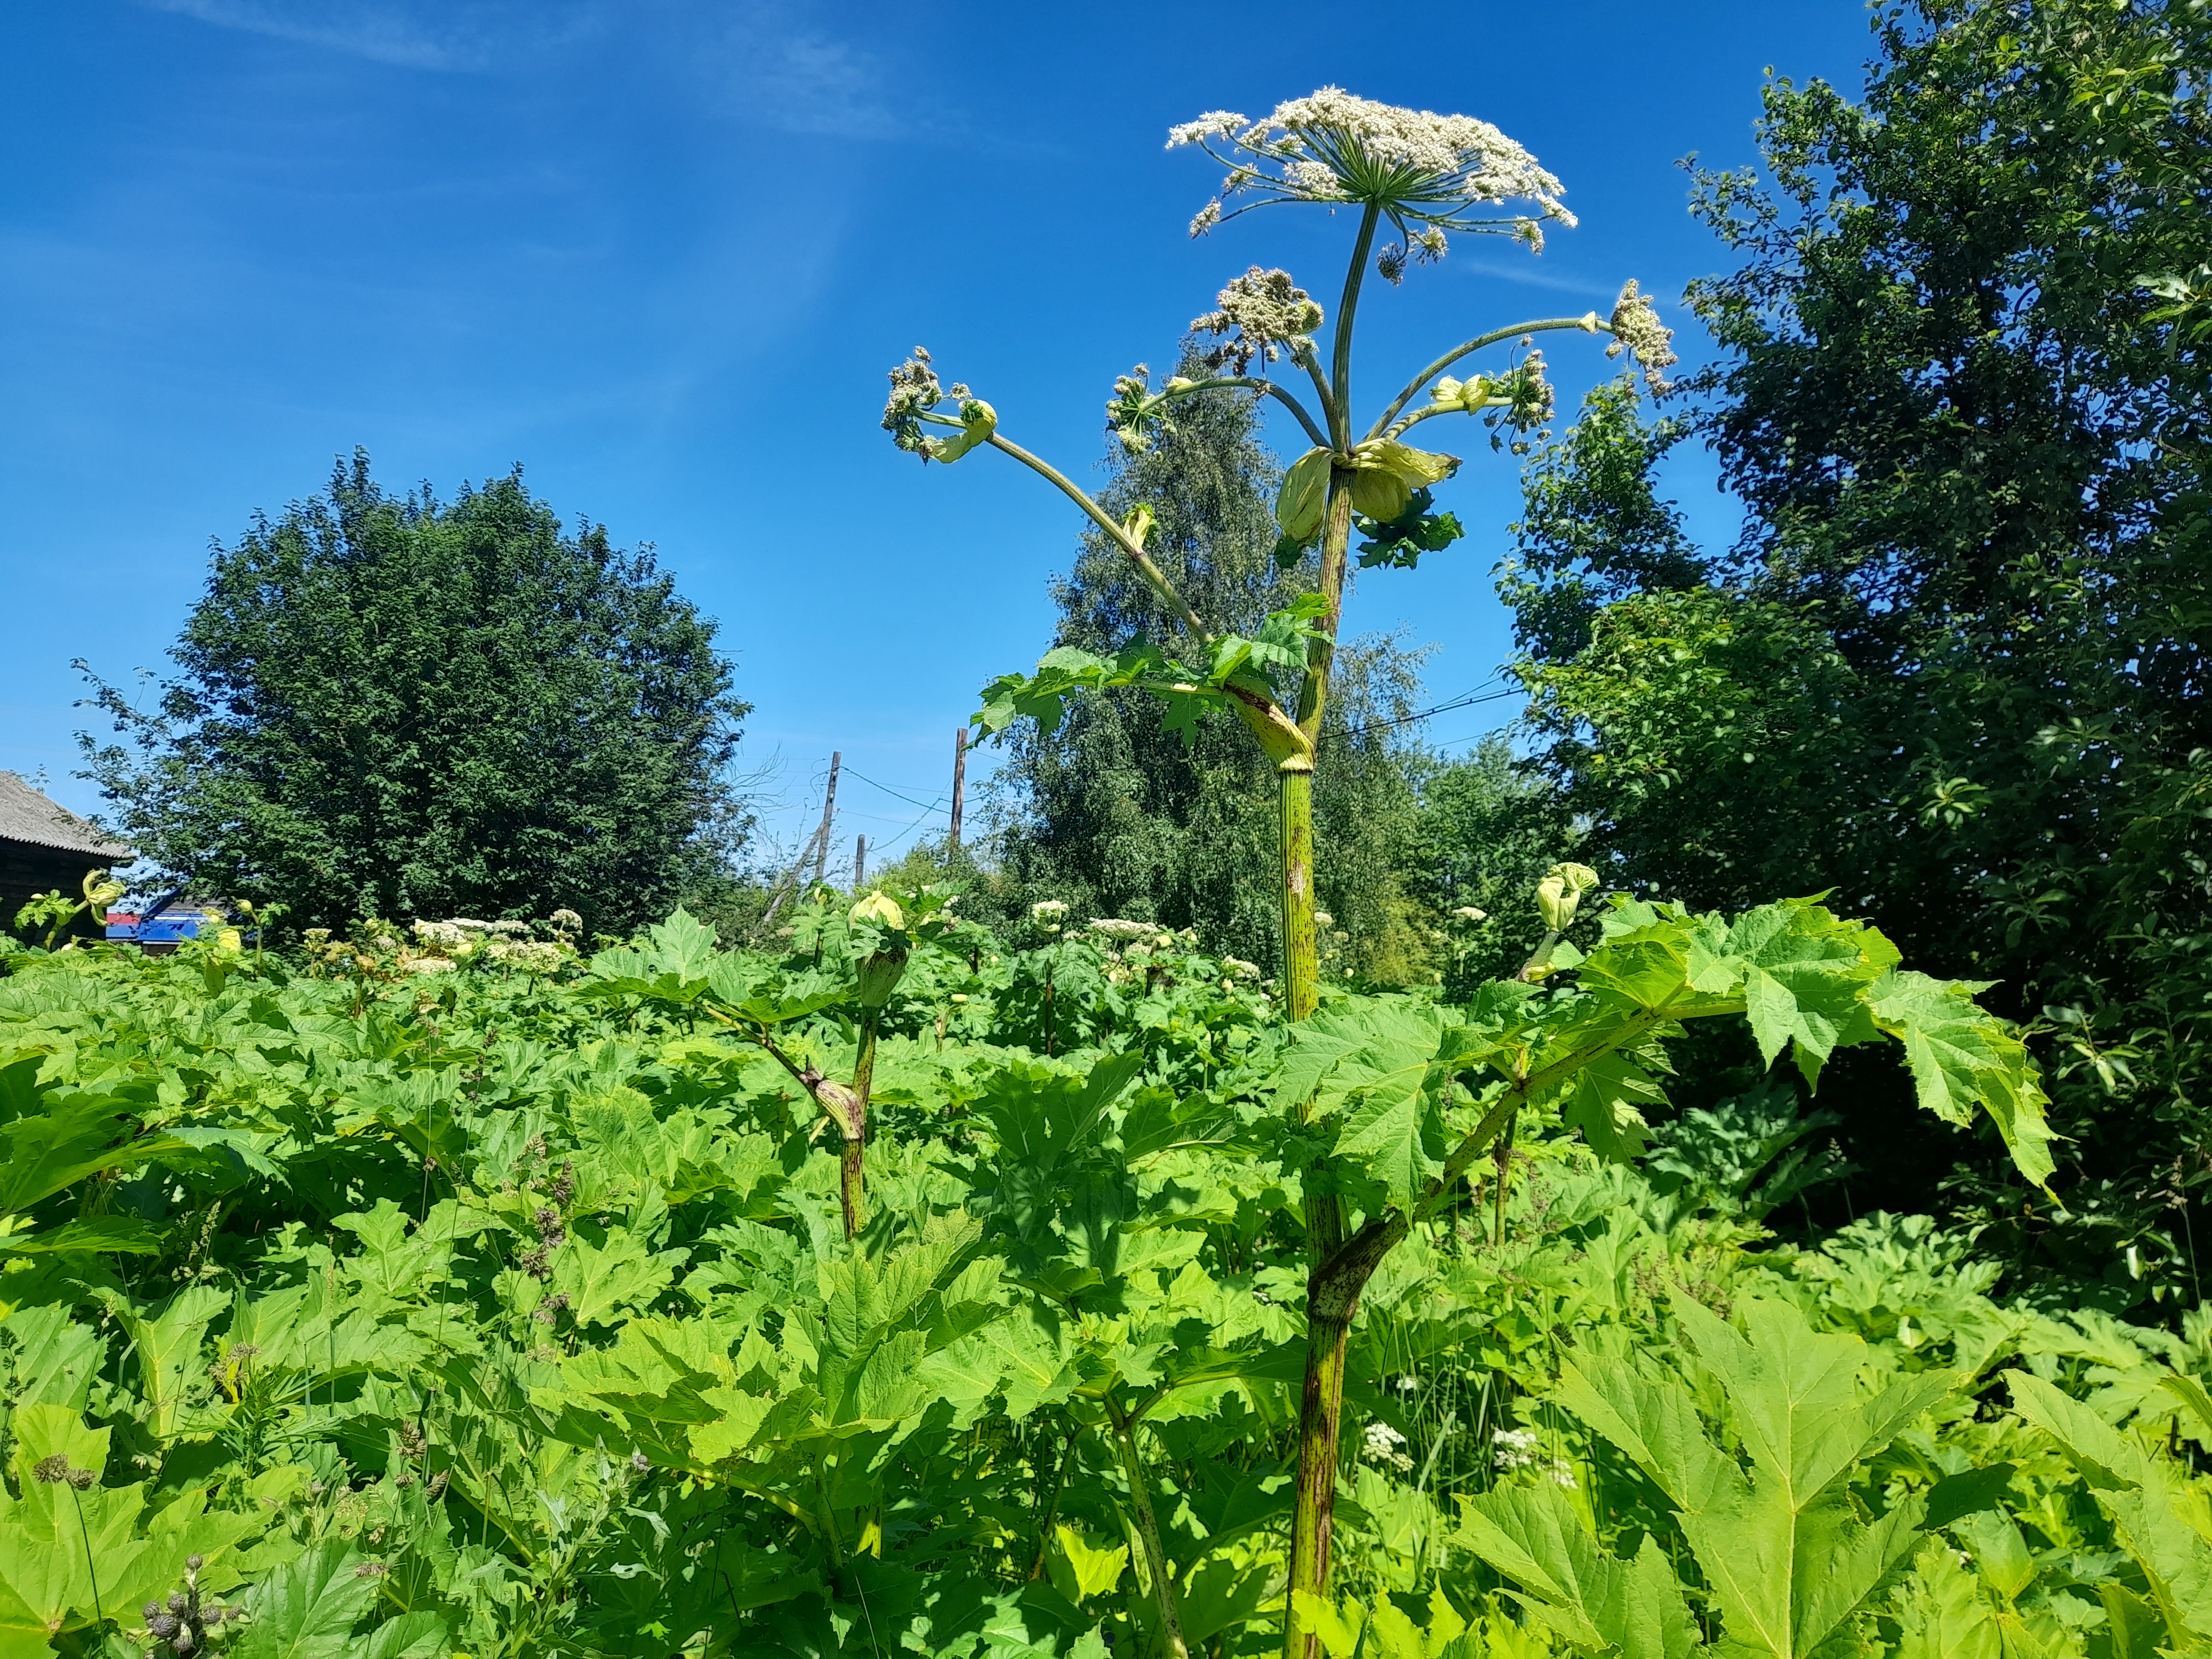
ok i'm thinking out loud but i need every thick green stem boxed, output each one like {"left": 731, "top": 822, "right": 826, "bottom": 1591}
{"left": 1283, "top": 1310, "right": 1348, "bottom": 1659}
{"left": 841, "top": 1016, "right": 881, "bottom": 1241}
{"left": 1328, "top": 205, "right": 1383, "bottom": 448}
{"left": 839, "top": 1138, "right": 864, "bottom": 1240}
{"left": 1491, "top": 1108, "right": 1519, "bottom": 1248}
{"left": 1108, "top": 1397, "right": 1190, "bottom": 1659}
{"left": 1027, "top": 1424, "right": 1083, "bottom": 1582}
{"left": 1366, "top": 315, "right": 1606, "bottom": 441}
{"left": 1279, "top": 766, "right": 1320, "bottom": 1025}
{"left": 1279, "top": 211, "right": 1385, "bottom": 1659}
{"left": 1282, "top": 1214, "right": 1406, "bottom": 1659}
{"left": 1164, "top": 374, "right": 1330, "bottom": 448}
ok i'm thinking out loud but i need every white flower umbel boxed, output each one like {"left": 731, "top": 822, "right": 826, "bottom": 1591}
{"left": 1170, "top": 87, "right": 1572, "bottom": 278}
{"left": 1088, "top": 918, "right": 1157, "bottom": 942}
{"left": 1360, "top": 1422, "right": 1415, "bottom": 1474}
{"left": 1491, "top": 1426, "right": 1540, "bottom": 1470}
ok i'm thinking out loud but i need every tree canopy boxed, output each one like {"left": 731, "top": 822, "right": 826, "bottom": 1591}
{"left": 80, "top": 452, "right": 749, "bottom": 933}
{"left": 1503, "top": 0, "right": 2212, "bottom": 1286}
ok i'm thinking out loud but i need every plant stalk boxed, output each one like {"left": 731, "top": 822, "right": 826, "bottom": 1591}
{"left": 1279, "top": 766, "right": 1320, "bottom": 1024}
{"left": 842, "top": 1014, "right": 881, "bottom": 1241}
{"left": 1027, "top": 1424, "right": 1083, "bottom": 1582}
{"left": 1107, "top": 1398, "right": 1190, "bottom": 1659}
{"left": 1277, "top": 217, "right": 1380, "bottom": 1659}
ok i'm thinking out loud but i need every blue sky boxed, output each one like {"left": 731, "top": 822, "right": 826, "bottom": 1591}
{"left": 0, "top": 1, "right": 1876, "bottom": 874}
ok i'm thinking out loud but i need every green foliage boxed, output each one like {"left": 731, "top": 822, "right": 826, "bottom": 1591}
{"left": 76, "top": 452, "right": 750, "bottom": 935}
{"left": 0, "top": 879, "right": 2199, "bottom": 1657}
{"left": 1353, "top": 489, "right": 1465, "bottom": 573}
{"left": 1503, "top": 0, "right": 2212, "bottom": 1283}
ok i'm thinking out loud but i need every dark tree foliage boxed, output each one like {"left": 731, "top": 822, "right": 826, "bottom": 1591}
{"left": 990, "top": 357, "right": 1432, "bottom": 980}
{"left": 1506, "top": 0, "right": 2212, "bottom": 1300}
{"left": 80, "top": 453, "right": 750, "bottom": 933}
{"left": 1400, "top": 737, "right": 1574, "bottom": 998}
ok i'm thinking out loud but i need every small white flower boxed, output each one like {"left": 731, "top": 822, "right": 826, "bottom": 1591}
{"left": 1166, "top": 110, "right": 1246, "bottom": 148}
{"left": 1030, "top": 900, "right": 1069, "bottom": 920}
{"left": 1361, "top": 1422, "right": 1415, "bottom": 1473}
{"left": 1451, "top": 906, "right": 1488, "bottom": 922}
{"left": 1492, "top": 1427, "right": 1540, "bottom": 1471}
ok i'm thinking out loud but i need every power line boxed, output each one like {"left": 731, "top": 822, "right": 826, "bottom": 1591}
{"left": 841, "top": 765, "right": 948, "bottom": 815}
{"left": 1330, "top": 681, "right": 1525, "bottom": 742}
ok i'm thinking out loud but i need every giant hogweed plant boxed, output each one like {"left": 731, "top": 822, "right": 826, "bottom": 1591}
{"left": 0, "top": 895, "right": 2171, "bottom": 1659}
{"left": 878, "top": 87, "right": 2045, "bottom": 1658}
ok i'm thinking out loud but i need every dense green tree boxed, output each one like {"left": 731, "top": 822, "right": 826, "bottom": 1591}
{"left": 80, "top": 452, "right": 749, "bottom": 933}
{"left": 1504, "top": 0, "right": 2212, "bottom": 1296}
{"left": 1399, "top": 736, "right": 1573, "bottom": 996}
{"left": 987, "top": 352, "right": 1434, "bottom": 981}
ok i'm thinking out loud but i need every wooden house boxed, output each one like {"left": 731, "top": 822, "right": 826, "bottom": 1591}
{"left": 0, "top": 772, "right": 133, "bottom": 930}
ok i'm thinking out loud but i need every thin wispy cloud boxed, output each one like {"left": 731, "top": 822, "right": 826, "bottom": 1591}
{"left": 1449, "top": 254, "right": 1622, "bottom": 301}
{"left": 688, "top": 8, "right": 921, "bottom": 143}
{"left": 136, "top": 0, "right": 603, "bottom": 72}
{"left": 141, "top": 0, "right": 939, "bottom": 144}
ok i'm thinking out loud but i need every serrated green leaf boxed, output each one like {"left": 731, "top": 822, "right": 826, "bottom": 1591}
{"left": 1872, "top": 972, "right": 2056, "bottom": 1190}
{"left": 1553, "top": 1050, "right": 1666, "bottom": 1161}
{"left": 1455, "top": 1481, "right": 1698, "bottom": 1659}
{"left": 234, "top": 1542, "right": 382, "bottom": 1659}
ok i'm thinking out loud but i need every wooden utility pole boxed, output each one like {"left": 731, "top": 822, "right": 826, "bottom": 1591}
{"left": 853, "top": 834, "right": 867, "bottom": 890}
{"left": 759, "top": 750, "right": 842, "bottom": 936}
{"left": 948, "top": 727, "right": 968, "bottom": 851}
{"left": 809, "top": 751, "right": 842, "bottom": 888}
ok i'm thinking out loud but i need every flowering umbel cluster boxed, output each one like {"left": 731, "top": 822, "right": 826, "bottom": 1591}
{"left": 1104, "top": 365, "right": 1173, "bottom": 456}
{"left": 881, "top": 347, "right": 999, "bottom": 463}
{"left": 882, "top": 348, "right": 962, "bottom": 453}
{"left": 1190, "top": 266, "right": 1324, "bottom": 373}
{"left": 1169, "top": 88, "right": 1572, "bottom": 279}
{"left": 1605, "top": 280, "right": 1678, "bottom": 391}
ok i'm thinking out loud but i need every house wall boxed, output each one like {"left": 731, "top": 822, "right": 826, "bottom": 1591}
{"left": 1, "top": 841, "right": 118, "bottom": 939}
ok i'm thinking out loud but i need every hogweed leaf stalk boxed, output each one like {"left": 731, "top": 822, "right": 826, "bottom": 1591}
{"left": 879, "top": 86, "right": 1676, "bottom": 1659}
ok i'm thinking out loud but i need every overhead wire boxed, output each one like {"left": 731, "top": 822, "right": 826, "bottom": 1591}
{"left": 841, "top": 764, "right": 949, "bottom": 815}
{"left": 1328, "top": 679, "right": 1526, "bottom": 742}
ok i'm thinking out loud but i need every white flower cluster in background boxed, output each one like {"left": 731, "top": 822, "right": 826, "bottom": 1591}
{"left": 397, "top": 916, "right": 571, "bottom": 974}
{"left": 1492, "top": 1427, "right": 1577, "bottom": 1489}
{"left": 1361, "top": 1421, "right": 1415, "bottom": 1473}
{"left": 1169, "top": 87, "right": 1572, "bottom": 278}
{"left": 1087, "top": 917, "right": 1159, "bottom": 943}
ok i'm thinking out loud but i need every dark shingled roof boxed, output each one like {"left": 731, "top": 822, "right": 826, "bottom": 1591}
{"left": 0, "top": 773, "right": 133, "bottom": 862}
